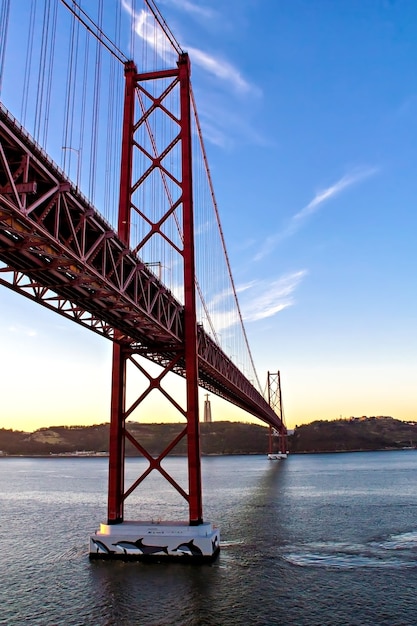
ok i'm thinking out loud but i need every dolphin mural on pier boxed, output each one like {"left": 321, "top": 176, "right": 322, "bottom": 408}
{"left": 172, "top": 539, "right": 203, "bottom": 556}
{"left": 112, "top": 538, "right": 168, "bottom": 555}
{"left": 91, "top": 538, "right": 115, "bottom": 554}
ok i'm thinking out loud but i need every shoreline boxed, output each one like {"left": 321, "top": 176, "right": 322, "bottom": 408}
{"left": 1, "top": 447, "right": 416, "bottom": 459}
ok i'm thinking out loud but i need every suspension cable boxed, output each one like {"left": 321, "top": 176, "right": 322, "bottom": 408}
{"left": 144, "top": 0, "right": 183, "bottom": 56}
{"left": 60, "top": 0, "right": 127, "bottom": 64}
{"left": 190, "top": 85, "right": 262, "bottom": 392}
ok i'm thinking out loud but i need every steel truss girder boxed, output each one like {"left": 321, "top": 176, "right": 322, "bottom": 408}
{"left": 0, "top": 266, "right": 116, "bottom": 340}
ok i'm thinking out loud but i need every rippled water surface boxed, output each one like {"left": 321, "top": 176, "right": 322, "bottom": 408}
{"left": 1, "top": 451, "right": 417, "bottom": 625}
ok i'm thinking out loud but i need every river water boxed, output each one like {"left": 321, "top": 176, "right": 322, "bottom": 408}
{"left": 1, "top": 451, "right": 417, "bottom": 625}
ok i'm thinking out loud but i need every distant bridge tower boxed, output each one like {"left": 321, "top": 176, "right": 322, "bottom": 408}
{"left": 267, "top": 371, "right": 288, "bottom": 460}
{"left": 203, "top": 394, "right": 212, "bottom": 423}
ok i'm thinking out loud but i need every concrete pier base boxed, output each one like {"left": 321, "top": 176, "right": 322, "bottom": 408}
{"left": 89, "top": 520, "right": 220, "bottom": 563}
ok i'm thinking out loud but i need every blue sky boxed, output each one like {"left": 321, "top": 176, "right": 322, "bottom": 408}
{"left": 1, "top": 0, "right": 416, "bottom": 431}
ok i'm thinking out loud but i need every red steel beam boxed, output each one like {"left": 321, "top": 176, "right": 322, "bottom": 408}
{"left": 179, "top": 53, "right": 203, "bottom": 524}
{"left": 107, "top": 61, "right": 137, "bottom": 524}
{"left": 107, "top": 341, "right": 126, "bottom": 523}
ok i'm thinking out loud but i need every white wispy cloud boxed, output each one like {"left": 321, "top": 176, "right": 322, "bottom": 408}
{"left": 120, "top": 0, "right": 263, "bottom": 147}
{"left": 198, "top": 121, "right": 229, "bottom": 148}
{"left": 159, "top": 0, "right": 217, "bottom": 21}
{"left": 202, "top": 271, "right": 307, "bottom": 335}
{"left": 241, "top": 271, "right": 307, "bottom": 322}
{"left": 121, "top": 1, "right": 176, "bottom": 63}
{"left": 254, "top": 166, "right": 379, "bottom": 261}
{"left": 152, "top": 1, "right": 256, "bottom": 94}
{"left": 187, "top": 46, "right": 257, "bottom": 95}
{"left": 206, "top": 286, "right": 233, "bottom": 312}
{"left": 195, "top": 93, "right": 267, "bottom": 149}
{"left": 121, "top": 1, "right": 259, "bottom": 96}
{"left": 293, "top": 166, "right": 378, "bottom": 223}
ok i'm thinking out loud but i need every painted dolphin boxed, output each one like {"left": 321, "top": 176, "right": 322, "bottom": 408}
{"left": 212, "top": 536, "right": 219, "bottom": 551}
{"left": 91, "top": 538, "right": 114, "bottom": 554}
{"left": 134, "top": 538, "right": 169, "bottom": 555}
{"left": 173, "top": 539, "right": 203, "bottom": 556}
{"left": 112, "top": 541, "right": 143, "bottom": 554}
{"left": 112, "top": 538, "right": 168, "bottom": 555}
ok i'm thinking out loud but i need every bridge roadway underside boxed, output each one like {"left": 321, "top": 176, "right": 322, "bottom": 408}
{"left": 0, "top": 104, "right": 283, "bottom": 430}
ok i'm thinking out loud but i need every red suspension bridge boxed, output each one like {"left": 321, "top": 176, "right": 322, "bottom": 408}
{"left": 0, "top": 0, "right": 287, "bottom": 561}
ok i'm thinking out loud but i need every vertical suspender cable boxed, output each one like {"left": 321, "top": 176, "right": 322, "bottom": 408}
{"left": 105, "top": 42, "right": 115, "bottom": 221}
{"left": 0, "top": 0, "right": 11, "bottom": 99}
{"left": 78, "top": 35, "right": 90, "bottom": 194}
{"left": 62, "top": 5, "right": 77, "bottom": 172}
{"left": 42, "top": 0, "right": 58, "bottom": 147}
{"left": 67, "top": 7, "right": 81, "bottom": 179}
{"left": 88, "top": 0, "right": 103, "bottom": 203}
{"left": 21, "top": 0, "right": 37, "bottom": 126}
{"left": 113, "top": 1, "right": 123, "bottom": 225}
{"left": 34, "top": 0, "right": 51, "bottom": 142}
{"left": 131, "top": 0, "right": 136, "bottom": 61}
{"left": 190, "top": 86, "right": 262, "bottom": 392}
{"left": 105, "top": 1, "right": 122, "bottom": 225}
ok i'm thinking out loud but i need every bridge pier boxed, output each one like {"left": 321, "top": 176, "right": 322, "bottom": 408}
{"left": 90, "top": 521, "right": 219, "bottom": 562}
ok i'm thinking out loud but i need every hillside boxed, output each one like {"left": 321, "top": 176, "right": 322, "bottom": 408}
{"left": 290, "top": 416, "right": 417, "bottom": 453}
{"left": 1, "top": 416, "right": 416, "bottom": 456}
{"left": 0, "top": 421, "right": 270, "bottom": 456}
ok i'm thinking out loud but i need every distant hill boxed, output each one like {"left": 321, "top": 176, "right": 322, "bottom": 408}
{"left": 290, "top": 416, "right": 417, "bottom": 453}
{"left": 0, "top": 421, "right": 270, "bottom": 456}
{"left": 0, "top": 416, "right": 415, "bottom": 456}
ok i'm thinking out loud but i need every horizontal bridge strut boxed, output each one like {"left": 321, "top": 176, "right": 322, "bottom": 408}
{"left": 0, "top": 103, "right": 283, "bottom": 432}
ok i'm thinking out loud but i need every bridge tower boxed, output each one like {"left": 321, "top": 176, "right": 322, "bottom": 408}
{"left": 267, "top": 371, "right": 288, "bottom": 460}
{"left": 90, "top": 54, "right": 219, "bottom": 562}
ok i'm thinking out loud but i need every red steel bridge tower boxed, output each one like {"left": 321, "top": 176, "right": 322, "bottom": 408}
{"left": 93, "top": 52, "right": 218, "bottom": 561}
{"left": 91, "top": 51, "right": 287, "bottom": 562}
{"left": 267, "top": 371, "right": 288, "bottom": 460}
